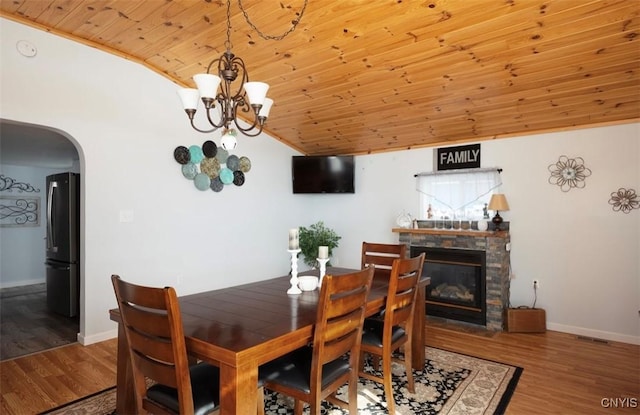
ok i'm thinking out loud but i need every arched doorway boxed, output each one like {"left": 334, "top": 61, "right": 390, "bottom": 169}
{"left": 0, "top": 119, "right": 84, "bottom": 360}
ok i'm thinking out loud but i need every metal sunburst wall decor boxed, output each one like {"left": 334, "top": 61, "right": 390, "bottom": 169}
{"left": 548, "top": 155, "right": 592, "bottom": 192}
{"left": 608, "top": 188, "right": 639, "bottom": 214}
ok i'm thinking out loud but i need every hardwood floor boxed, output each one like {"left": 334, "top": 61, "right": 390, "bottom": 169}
{"left": 0, "top": 320, "right": 638, "bottom": 414}
{"left": 0, "top": 284, "right": 79, "bottom": 360}
{"left": 0, "top": 339, "right": 117, "bottom": 415}
{"left": 427, "top": 322, "right": 640, "bottom": 415}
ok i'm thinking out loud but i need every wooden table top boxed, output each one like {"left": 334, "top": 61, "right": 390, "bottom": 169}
{"left": 176, "top": 268, "right": 398, "bottom": 364}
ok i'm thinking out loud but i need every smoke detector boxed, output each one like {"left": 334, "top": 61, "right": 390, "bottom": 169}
{"left": 16, "top": 40, "right": 37, "bottom": 57}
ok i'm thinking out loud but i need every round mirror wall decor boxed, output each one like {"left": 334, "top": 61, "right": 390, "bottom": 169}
{"left": 173, "top": 141, "right": 251, "bottom": 192}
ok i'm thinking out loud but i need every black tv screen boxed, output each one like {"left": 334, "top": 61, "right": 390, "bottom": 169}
{"left": 292, "top": 155, "right": 355, "bottom": 194}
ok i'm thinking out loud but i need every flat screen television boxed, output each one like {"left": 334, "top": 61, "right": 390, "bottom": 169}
{"left": 292, "top": 155, "right": 355, "bottom": 194}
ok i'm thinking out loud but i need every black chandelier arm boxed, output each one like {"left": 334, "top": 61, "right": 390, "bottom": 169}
{"left": 234, "top": 103, "right": 262, "bottom": 129}
{"left": 184, "top": 109, "right": 217, "bottom": 133}
{"left": 232, "top": 117, "right": 265, "bottom": 137}
{"left": 203, "top": 104, "right": 227, "bottom": 130}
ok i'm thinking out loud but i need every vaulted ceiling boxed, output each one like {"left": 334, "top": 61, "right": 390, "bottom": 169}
{"left": 1, "top": 0, "right": 639, "bottom": 155}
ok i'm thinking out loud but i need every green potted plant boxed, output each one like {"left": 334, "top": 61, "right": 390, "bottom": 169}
{"left": 298, "top": 221, "right": 341, "bottom": 268}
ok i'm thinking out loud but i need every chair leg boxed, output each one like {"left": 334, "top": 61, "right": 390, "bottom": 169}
{"left": 372, "top": 355, "right": 381, "bottom": 371}
{"left": 348, "top": 376, "right": 358, "bottom": 413}
{"left": 359, "top": 351, "right": 366, "bottom": 372}
{"left": 257, "top": 386, "right": 265, "bottom": 415}
{"left": 382, "top": 351, "right": 395, "bottom": 415}
{"left": 309, "top": 397, "right": 323, "bottom": 415}
{"left": 293, "top": 399, "right": 304, "bottom": 415}
{"left": 404, "top": 342, "right": 415, "bottom": 394}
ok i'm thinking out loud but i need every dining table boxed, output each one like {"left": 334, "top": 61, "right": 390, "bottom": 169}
{"left": 109, "top": 267, "right": 430, "bottom": 415}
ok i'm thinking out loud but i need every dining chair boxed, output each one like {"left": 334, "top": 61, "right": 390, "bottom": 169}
{"left": 361, "top": 242, "right": 407, "bottom": 279}
{"left": 358, "top": 253, "right": 425, "bottom": 415}
{"left": 259, "top": 266, "right": 375, "bottom": 415}
{"left": 111, "top": 275, "right": 220, "bottom": 415}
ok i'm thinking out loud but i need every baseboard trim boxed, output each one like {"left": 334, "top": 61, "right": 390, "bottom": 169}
{"left": 78, "top": 329, "right": 117, "bottom": 346}
{"left": 0, "top": 279, "right": 45, "bottom": 289}
{"left": 547, "top": 322, "right": 639, "bottom": 345}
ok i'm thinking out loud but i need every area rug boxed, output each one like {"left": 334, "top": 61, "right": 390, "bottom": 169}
{"left": 39, "top": 347, "right": 522, "bottom": 415}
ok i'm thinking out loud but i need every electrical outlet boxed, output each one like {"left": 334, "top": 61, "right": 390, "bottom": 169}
{"left": 533, "top": 279, "right": 540, "bottom": 289}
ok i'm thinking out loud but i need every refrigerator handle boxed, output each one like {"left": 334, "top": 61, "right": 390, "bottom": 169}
{"left": 47, "top": 180, "right": 58, "bottom": 252}
{"left": 45, "top": 260, "right": 70, "bottom": 270}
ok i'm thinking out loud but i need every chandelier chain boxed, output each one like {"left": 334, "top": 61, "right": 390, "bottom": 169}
{"left": 225, "top": 0, "right": 233, "bottom": 51}
{"left": 238, "top": 0, "right": 308, "bottom": 41}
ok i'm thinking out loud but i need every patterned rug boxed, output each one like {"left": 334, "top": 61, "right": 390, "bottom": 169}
{"left": 39, "top": 347, "right": 522, "bottom": 415}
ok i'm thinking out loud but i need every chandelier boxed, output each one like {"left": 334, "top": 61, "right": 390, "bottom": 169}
{"left": 177, "top": 0, "right": 306, "bottom": 150}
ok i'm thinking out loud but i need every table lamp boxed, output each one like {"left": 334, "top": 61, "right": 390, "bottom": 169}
{"left": 488, "top": 194, "right": 510, "bottom": 230}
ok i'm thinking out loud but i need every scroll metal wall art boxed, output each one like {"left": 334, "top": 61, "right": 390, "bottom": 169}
{"left": 548, "top": 155, "right": 592, "bottom": 192}
{"left": 0, "top": 174, "right": 40, "bottom": 193}
{"left": 609, "top": 188, "right": 639, "bottom": 214}
{"left": 0, "top": 196, "right": 40, "bottom": 227}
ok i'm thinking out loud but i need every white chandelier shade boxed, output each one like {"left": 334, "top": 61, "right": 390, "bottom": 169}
{"left": 243, "top": 81, "right": 269, "bottom": 106}
{"left": 193, "top": 73, "right": 222, "bottom": 99}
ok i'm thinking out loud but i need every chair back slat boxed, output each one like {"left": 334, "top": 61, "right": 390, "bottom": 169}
{"left": 361, "top": 242, "right": 407, "bottom": 279}
{"left": 121, "top": 303, "right": 173, "bottom": 338}
{"left": 322, "top": 328, "right": 360, "bottom": 363}
{"left": 127, "top": 328, "right": 176, "bottom": 367}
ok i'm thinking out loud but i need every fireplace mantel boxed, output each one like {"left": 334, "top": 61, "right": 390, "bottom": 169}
{"left": 393, "top": 227, "right": 510, "bottom": 330}
{"left": 392, "top": 228, "right": 509, "bottom": 238}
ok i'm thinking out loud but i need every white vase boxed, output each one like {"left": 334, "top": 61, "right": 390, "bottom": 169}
{"left": 477, "top": 220, "right": 488, "bottom": 231}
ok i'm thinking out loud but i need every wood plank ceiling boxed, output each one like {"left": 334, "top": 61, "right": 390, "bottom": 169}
{"left": 1, "top": 0, "right": 639, "bottom": 155}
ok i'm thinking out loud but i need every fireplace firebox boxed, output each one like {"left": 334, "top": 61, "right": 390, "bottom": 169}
{"left": 411, "top": 246, "right": 486, "bottom": 325}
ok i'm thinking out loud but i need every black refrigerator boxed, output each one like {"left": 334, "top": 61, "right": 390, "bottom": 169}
{"left": 45, "top": 172, "right": 80, "bottom": 318}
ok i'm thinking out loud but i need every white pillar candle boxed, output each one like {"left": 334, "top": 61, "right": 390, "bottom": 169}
{"left": 289, "top": 228, "right": 299, "bottom": 250}
{"left": 318, "top": 245, "right": 329, "bottom": 259}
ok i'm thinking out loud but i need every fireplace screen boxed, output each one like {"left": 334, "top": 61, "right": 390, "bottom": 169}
{"left": 412, "top": 246, "right": 486, "bottom": 326}
{"left": 428, "top": 262, "right": 480, "bottom": 308}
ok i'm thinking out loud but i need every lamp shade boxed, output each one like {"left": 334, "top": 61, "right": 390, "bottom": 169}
{"left": 194, "top": 73, "right": 222, "bottom": 99}
{"left": 243, "top": 81, "right": 269, "bottom": 105}
{"left": 177, "top": 88, "right": 200, "bottom": 110}
{"left": 488, "top": 194, "right": 510, "bottom": 211}
{"left": 258, "top": 98, "right": 274, "bottom": 118}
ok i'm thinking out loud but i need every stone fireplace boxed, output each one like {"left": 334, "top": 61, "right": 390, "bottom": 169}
{"left": 394, "top": 228, "right": 510, "bottom": 331}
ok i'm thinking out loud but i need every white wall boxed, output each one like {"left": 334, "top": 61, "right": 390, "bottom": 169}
{"left": 1, "top": 18, "right": 638, "bottom": 345}
{"left": 0, "top": 164, "right": 79, "bottom": 287}
{"left": 333, "top": 129, "right": 639, "bottom": 345}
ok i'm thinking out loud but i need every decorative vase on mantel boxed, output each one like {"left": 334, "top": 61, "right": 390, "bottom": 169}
{"left": 477, "top": 219, "right": 489, "bottom": 231}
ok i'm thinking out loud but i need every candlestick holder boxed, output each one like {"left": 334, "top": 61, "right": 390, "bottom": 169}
{"left": 287, "top": 249, "right": 302, "bottom": 294}
{"left": 316, "top": 257, "right": 329, "bottom": 287}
